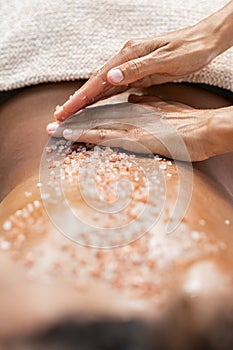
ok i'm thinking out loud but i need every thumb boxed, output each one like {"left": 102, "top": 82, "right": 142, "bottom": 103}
{"left": 107, "top": 54, "right": 160, "bottom": 85}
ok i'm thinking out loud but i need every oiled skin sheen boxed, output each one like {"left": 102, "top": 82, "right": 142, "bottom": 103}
{"left": 0, "top": 82, "right": 232, "bottom": 339}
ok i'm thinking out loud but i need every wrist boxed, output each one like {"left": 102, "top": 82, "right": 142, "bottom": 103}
{"left": 207, "top": 106, "right": 233, "bottom": 157}
{"left": 198, "top": 1, "right": 233, "bottom": 58}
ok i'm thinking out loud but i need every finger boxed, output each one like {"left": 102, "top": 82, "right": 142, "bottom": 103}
{"left": 55, "top": 80, "right": 129, "bottom": 122}
{"left": 54, "top": 38, "right": 159, "bottom": 121}
{"left": 63, "top": 126, "right": 150, "bottom": 154}
{"left": 46, "top": 122, "right": 60, "bottom": 136}
{"left": 63, "top": 127, "right": 124, "bottom": 143}
{"left": 46, "top": 119, "right": 80, "bottom": 138}
{"left": 54, "top": 77, "right": 117, "bottom": 122}
{"left": 56, "top": 83, "right": 128, "bottom": 121}
{"left": 91, "top": 84, "right": 128, "bottom": 104}
{"left": 54, "top": 47, "right": 144, "bottom": 122}
{"left": 106, "top": 50, "right": 169, "bottom": 86}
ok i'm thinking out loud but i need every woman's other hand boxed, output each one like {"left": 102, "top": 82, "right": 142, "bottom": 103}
{"left": 48, "top": 95, "right": 228, "bottom": 162}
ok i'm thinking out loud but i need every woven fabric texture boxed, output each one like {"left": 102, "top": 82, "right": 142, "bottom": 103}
{"left": 0, "top": 0, "right": 232, "bottom": 91}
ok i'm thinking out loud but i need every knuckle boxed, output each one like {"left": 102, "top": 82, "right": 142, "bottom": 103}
{"left": 97, "top": 128, "right": 108, "bottom": 141}
{"left": 123, "top": 39, "right": 134, "bottom": 48}
{"left": 128, "top": 59, "right": 142, "bottom": 76}
{"left": 122, "top": 38, "right": 140, "bottom": 50}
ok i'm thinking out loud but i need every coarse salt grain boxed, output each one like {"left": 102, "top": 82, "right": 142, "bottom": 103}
{"left": 0, "top": 241, "right": 11, "bottom": 250}
{"left": 159, "top": 164, "right": 167, "bottom": 170}
{"left": 225, "top": 219, "right": 230, "bottom": 225}
{"left": 15, "top": 210, "right": 23, "bottom": 217}
{"left": 191, "top": 231, "right": 200, "bottom": 241}
{"left": 37, "top": 182, "right": 43, "bottom": 188}
{"left": 3, "top": 220, "right": 12, "bottom": 231}
{"left": 34, "top": 200, "right": 41, "bottom": 208}
{"left": 27, "top": 203, "right": 34, "bottom": 213}
{"left": 154, "top": 155, "right": 162, "bottom": 160}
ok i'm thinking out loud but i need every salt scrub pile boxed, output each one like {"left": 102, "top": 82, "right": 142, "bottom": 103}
{"left": 1, "top": 199, "right": 45, "bottom": 252}
{"left": 41, "top": 140, "right": 169, "bottom": 247}
{"left": 0, "top": 142, "right": 229, "bottom": 307}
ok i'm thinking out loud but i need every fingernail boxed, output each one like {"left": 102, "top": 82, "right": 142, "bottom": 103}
{"left": 47, "top": 122, "right": 58, "bottom": 133}
{"left": 107, "top": 69, "right": 124, "bottom": 83}
{"left": 63, "top": 129, "right": 73, "bottom": 138}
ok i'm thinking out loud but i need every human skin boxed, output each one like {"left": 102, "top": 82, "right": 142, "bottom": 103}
{"left": 53, "top": 1, "right": 233, "bottom": 119}
{"left": 0, "top": 82, "right": 233, "bottom": 340}
{"left": 50, "top": 1, "right": 233, "bottom": 160}
{"left": 48, "top": 94, "right": 233, "bottom": 162}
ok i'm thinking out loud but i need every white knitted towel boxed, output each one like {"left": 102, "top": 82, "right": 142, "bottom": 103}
{"left": 0, "top": 0, "right": 232, "bottom": 92}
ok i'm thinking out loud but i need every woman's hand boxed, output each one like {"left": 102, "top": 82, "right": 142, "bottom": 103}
{"left": 52, "top": 0, "right": 233, "bottom": 122}
{"left": 48, "top": 95, "right": 224, "bottom": 162}
{"left": 54, "top": 22, "right": 217, "bottom": 122}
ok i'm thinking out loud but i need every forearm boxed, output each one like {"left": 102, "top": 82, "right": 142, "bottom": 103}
{"left": 208, "top": 105, "right": 233, "bottom": 157}
{"left": 199, "top": 1, "right": 233, "bottom": 57}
